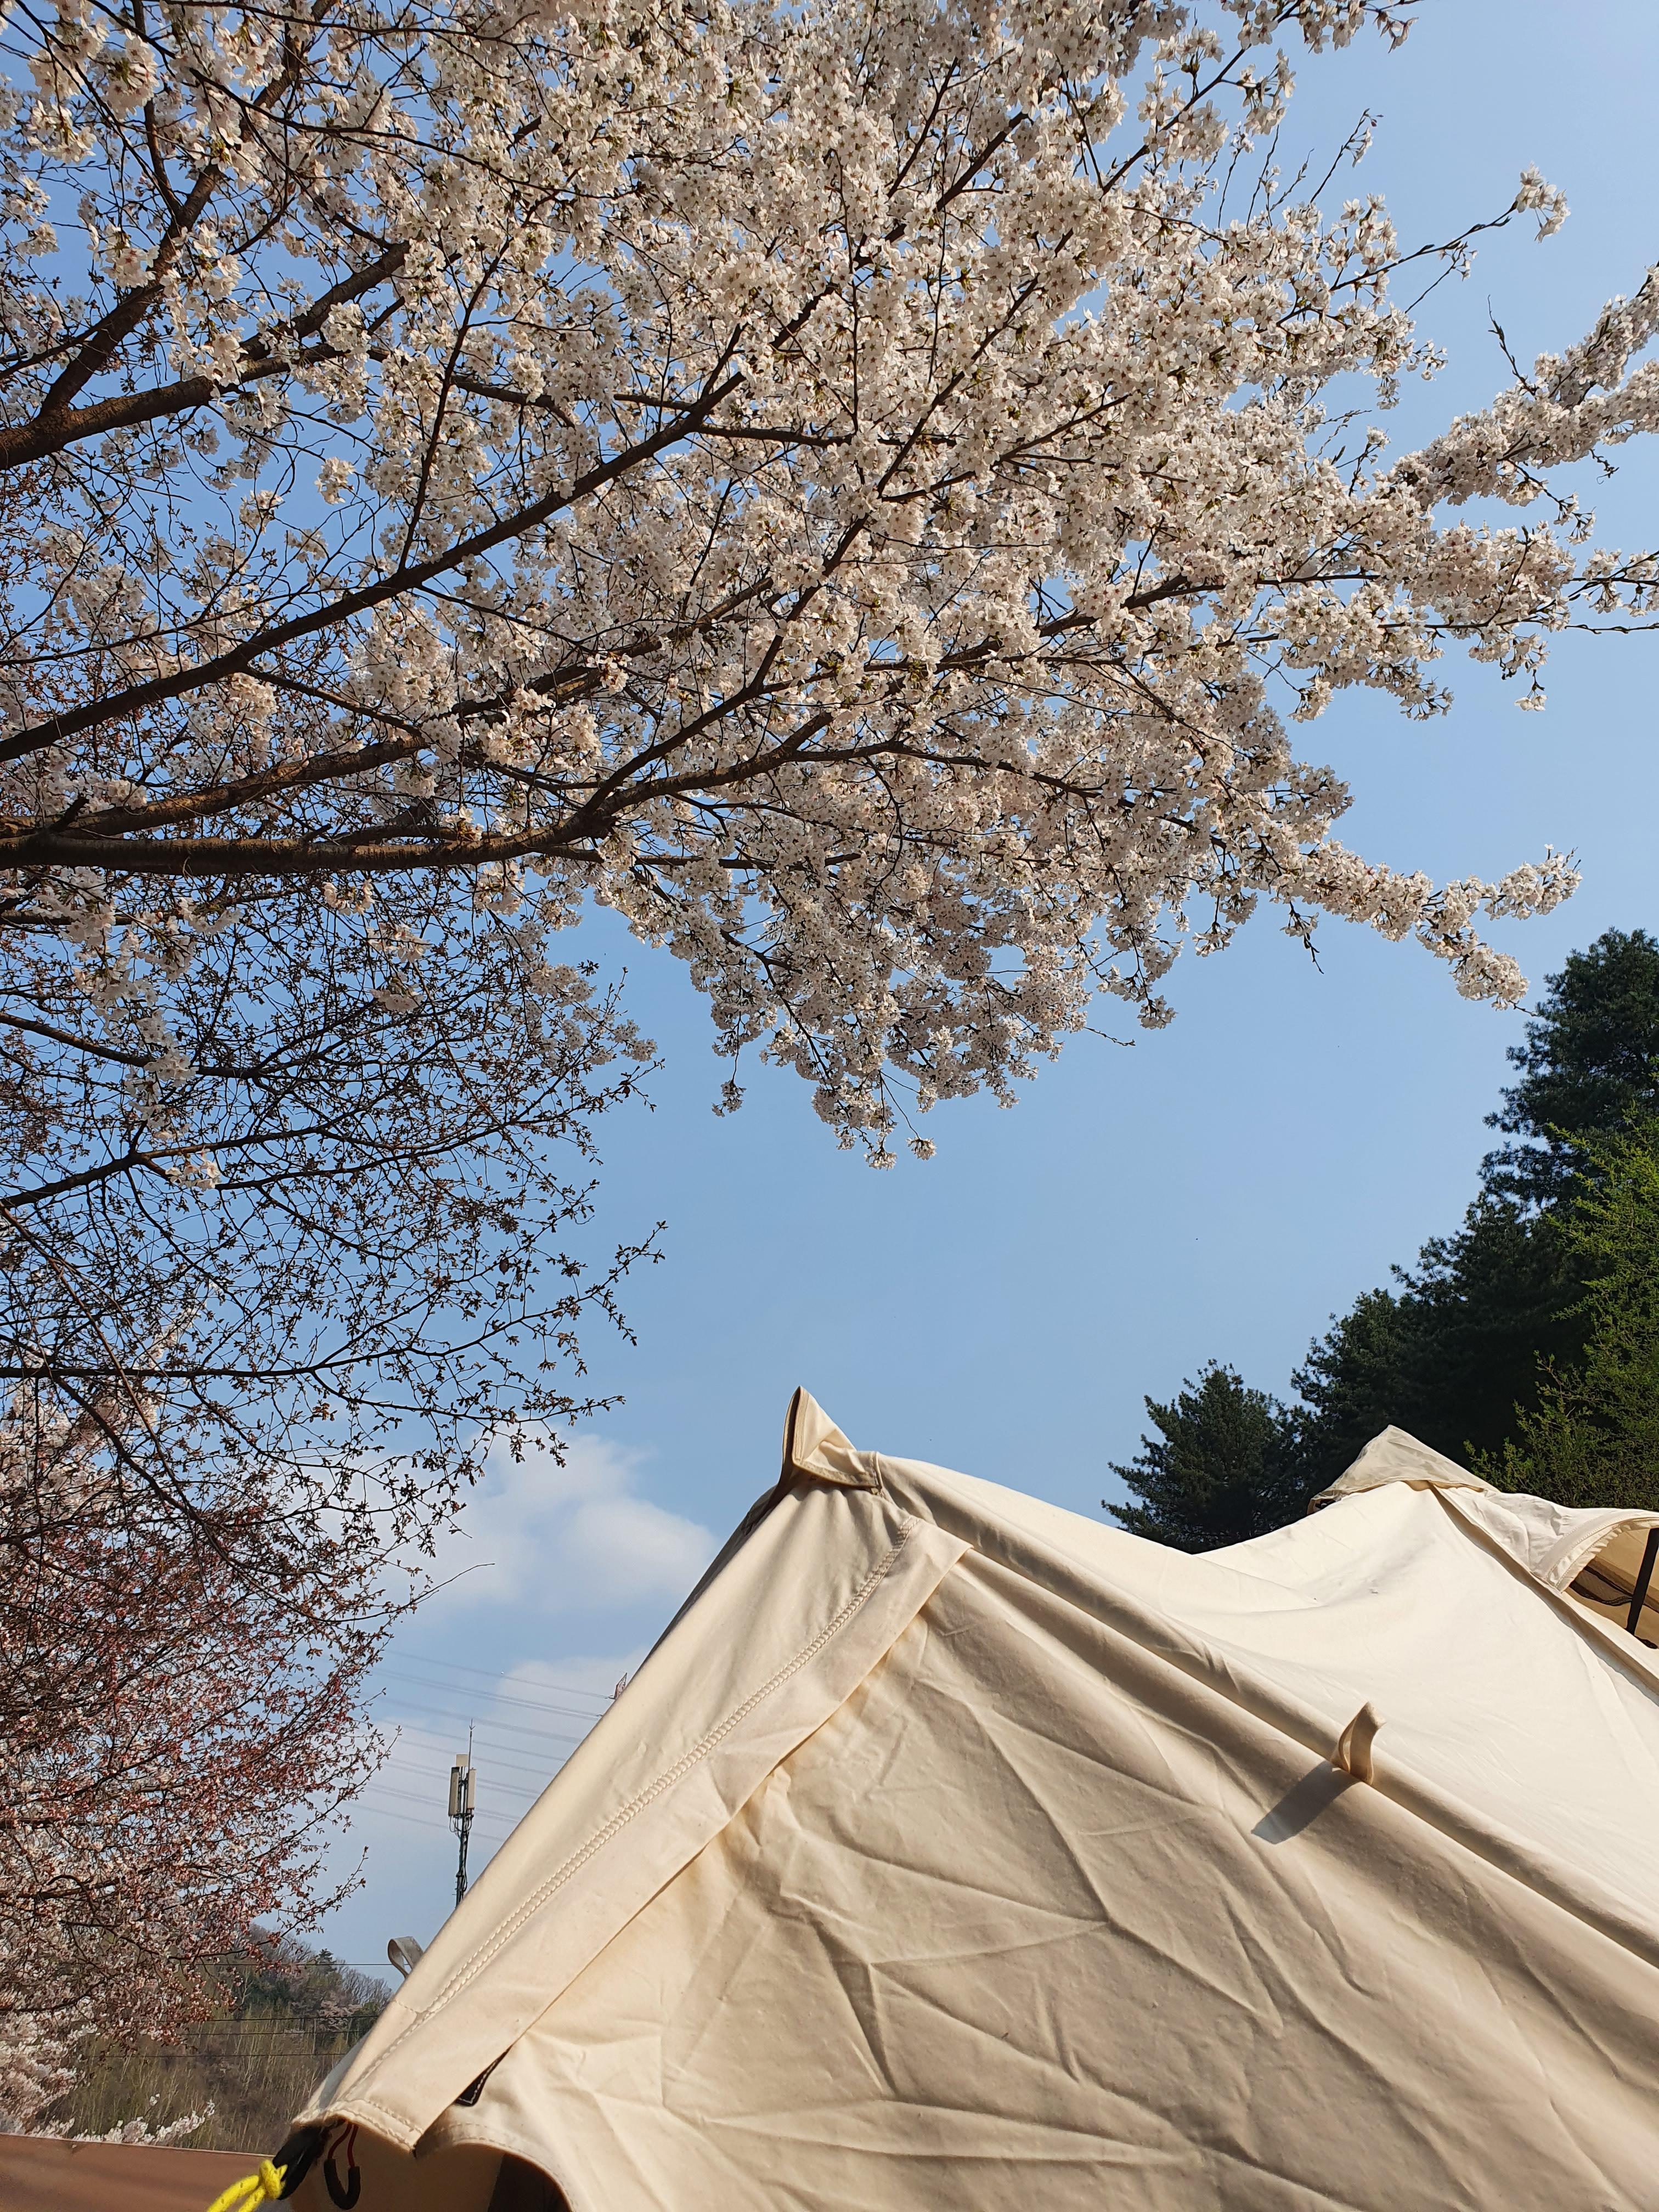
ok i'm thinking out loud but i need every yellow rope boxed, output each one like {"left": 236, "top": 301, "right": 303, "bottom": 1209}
{"left": 204, "top": 2157, "right": 287, "bottom": 2212}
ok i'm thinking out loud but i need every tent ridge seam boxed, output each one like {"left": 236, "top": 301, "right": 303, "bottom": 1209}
{"left": 1434, "top": 1487, "right": 1659, "bottom": 1691}
{"left": 354, "top": 1515, "right": 924, "bottom": 2108}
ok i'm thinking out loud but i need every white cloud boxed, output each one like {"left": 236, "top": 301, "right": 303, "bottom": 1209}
{"left": 428, "top": 1430, "right": 716, "bottom": 1615}
{"left": 313, "top": 1432, "right": 715, "bottom": 1959}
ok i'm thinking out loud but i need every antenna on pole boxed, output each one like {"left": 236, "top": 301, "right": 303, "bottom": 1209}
{"left": 448, "top": 1728, "right": 476, "bottom": 1909}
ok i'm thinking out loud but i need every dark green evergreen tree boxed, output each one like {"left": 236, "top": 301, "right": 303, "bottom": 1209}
{"left": 1474, "top": 1121, "right": 1659, "bottom": 1510}
{"left": 1290, "top": 927, "right": 1659, "bottom": 1493}
{"left": 1290, "top": 1199, "right": 1582, "bottom": 1493}
{"left": 1483, "top": 928, "right": 1659, "bottom": 1208}
{"left": 1107, "top": 1365, "right": 1304, "bottom": 1551}
{"left": 1110, "top": 928, "right": 1659, "bottom": 1544}
{"left": 1288, "top": 1286, "right": 1424, "bottom": 1482}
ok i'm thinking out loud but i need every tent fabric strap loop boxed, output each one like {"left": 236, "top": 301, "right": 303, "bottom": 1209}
{"left": 1333, "top": 1702, "right": 1381, "bottom": 1784}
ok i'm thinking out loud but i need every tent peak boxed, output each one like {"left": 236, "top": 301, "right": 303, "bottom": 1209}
{"left": 1311, "top": 1424, "right": 1498, "bottom": 1510}
{"left": 781, "top": 1387, "right": 881, "bottom": 1493}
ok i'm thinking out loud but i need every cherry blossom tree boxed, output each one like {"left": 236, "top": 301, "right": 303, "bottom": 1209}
{"left": 2, "top": 0, "right": 1653, "bottom": 1164}
{"left": 0, "top": 886, "right": 656, "bottom": 2049}
{"left": 6, "top": 0, "right": 1659, "bottom": 2101}
{"left": 0, "top": 919, "right": 651, "bottom": 2109}
{"left": 0, "top": 1391, "right": 370, "bottom": 2121}
{"left": 4, "top": 889, "right": 652, "bottom": 1538}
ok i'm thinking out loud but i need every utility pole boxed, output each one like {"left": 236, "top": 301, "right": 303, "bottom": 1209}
{"left": 448, "top": 1733, "right": 476, "bottom": 1909}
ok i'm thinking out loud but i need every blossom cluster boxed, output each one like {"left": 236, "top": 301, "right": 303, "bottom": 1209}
{"left": 0, "top": 0, "right": 1651, "bottom": 1159}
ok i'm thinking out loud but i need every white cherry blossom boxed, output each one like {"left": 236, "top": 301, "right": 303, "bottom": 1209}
{"left": 0, "top": 0, "right": 1650, "bottom": 1165}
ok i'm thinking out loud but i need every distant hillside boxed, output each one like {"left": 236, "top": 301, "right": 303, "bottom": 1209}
{"left": 58, "top": 1937, "right": 388, "bottom": 2152}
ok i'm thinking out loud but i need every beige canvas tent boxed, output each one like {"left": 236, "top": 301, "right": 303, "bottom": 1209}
{"left": 267, "top": 1393, "right": 1659, "bottom": 2210}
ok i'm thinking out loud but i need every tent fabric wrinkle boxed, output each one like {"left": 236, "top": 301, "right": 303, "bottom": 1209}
{"left": 283, "top": 1393, "right": 1659, "bottom": 2210}
{"left": 301, "top": 1469, "right": 965, "bottom": 2149}
{"left": 1440, "top": 1482, "right": 1659, "bottom": 1593}
{"left": 1307, "top": 1421, "right": 1497, "bottom": 1506}
{"left": 1433, "top": 1486, "right": 1659, "bottom": 1672}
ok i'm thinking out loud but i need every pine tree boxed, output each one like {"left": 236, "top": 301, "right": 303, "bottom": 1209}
{"left": 1107, "top": 1367, "right": 1304, "bottom": 1551}
{"left": 1113, "top": 928, "right": 1659, "bottom": 1543}
{"left": 1484, "top": 929, "right": 1659, "bottom": 1209}
{"left": 1476, "top": 1124, "right": 1659, "bottom": 1511}
{"left": 1290, "top": 1200, "right": 1581, "bottom": 1492}
{"left": 1291, "top": 927, "right": 1659, "bottom": 1490}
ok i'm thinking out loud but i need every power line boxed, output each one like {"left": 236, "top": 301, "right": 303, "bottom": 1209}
{"left": 381, "top": 1667, "right": 611, "bottom": 1723}
{"left": 353, "top": 1802, "right": 514, "bottom": 1843}
{"left": 373, "top": 1700, "right": 588, "bottom": 1752}
{"left": 381, "top": 1651, "right": 615, "bottom": 1704}
{"left": 337, "top": 1652, "right": 624, "bottom": 1904}
{"left": 371, "top": 1688, "right": 593, "bottom": 1741}
{"left": 390, "top": 1746, "right": 562, "bottom": 1790}
{"left": 394, "top": 1657, "right": 612, "bottom": 1700}
{"left": 365, "top": 1777, "right": 543, "bottom": 1814}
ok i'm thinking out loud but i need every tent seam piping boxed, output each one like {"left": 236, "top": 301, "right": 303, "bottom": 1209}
{"left": 348, "top": 1515, "right": 922, "bottom": 2121}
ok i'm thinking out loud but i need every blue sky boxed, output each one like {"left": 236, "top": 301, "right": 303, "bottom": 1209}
{"left": 317, "top": 0, "right": 1659, "bottom": 1966}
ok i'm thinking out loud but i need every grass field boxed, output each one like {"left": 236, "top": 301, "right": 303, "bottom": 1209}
{"left": 54, "top": 1944, "right": 387, "bottom": 2152}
